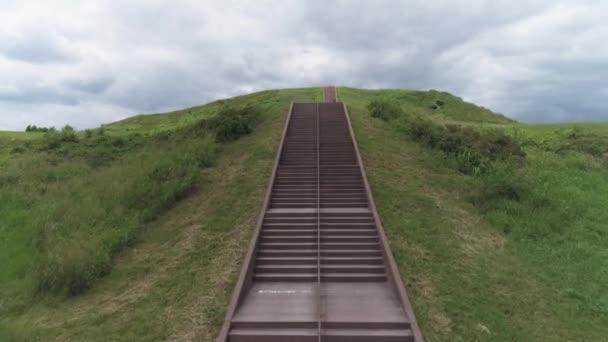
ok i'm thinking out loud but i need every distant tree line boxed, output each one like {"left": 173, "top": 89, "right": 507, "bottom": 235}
{"left": 25, "top": 125, "right": 54, "bottom": 132}
{"left": 26, "top": 125, "right": 75, "bottom": 132}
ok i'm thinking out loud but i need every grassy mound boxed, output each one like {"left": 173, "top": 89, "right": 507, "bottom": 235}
{"left": 0, "top": 88, "right": 321, "bottom": 340}
{"left": 339, "top": 87, "right": 608, "bottom": 341}
{"left": 2, "top": 86, "right": 607, "bottom": 341}
{"left": 346, "top": 87, "right": 514, "bottom": 124}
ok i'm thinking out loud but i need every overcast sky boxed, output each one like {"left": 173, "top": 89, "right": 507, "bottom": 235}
{"left": 0, "top": 0, "right": 606, "bottom": 130}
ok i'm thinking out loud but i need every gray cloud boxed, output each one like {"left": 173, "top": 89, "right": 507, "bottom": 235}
{"left": 0, "top": 84, "right": 79, "bottom": 106}
{"left": 0, "top": 0, "right": 607, "bottom": 130}
{"left": 63, "top": 77, "right": 114, "bottom": 94}
{"left": 1, "top": 31, "right": 79, "bottom": 64}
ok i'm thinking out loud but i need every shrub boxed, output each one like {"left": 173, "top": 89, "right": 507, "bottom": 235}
{"left": 60, "top": 126, "right": 78, "bottom": 143}
{"left": 406, "top": 118, "right": 445, "bottom": 148}
{"left": 368, "top": 98, "right": 403, "bottom": 121}
{"left": 204, "top": 105, "right": 261, "bottom": 142}
{"left": 453, "top": 148, "right": 492, "bottom": 175}
{"left": 557, "top": 132, "right": 608, "bottom": 157}
{"left": 435, "top": 100, "right": 445, "bottom": 107}
{"left": 10, "top": 146, "right": 25, "bottom": 154}
{"left": 404, "top": 118, "right": 525, "bottom": 175}
{"left": 43, "top": 131, "right": 62, "bottom": 150}
{"left": 42, "top": 127, "right": 79, "bottom": 150}
{"left": 469, "top": 163, "right": 528, "bottom": 211}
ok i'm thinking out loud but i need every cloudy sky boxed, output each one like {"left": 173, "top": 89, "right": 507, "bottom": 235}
{"left": 0, "top": 0, "right": 606, "bottom": 130}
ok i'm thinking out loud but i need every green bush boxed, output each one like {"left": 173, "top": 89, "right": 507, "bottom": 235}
{"left": 557, "top": 132, "right": 608, "bottom": 157}
{"left": 42, "top": 127, "right": 79, "bottom": 150}
{"left": 453, "top": 148, "right": 492, "bottom": 175}
{"left": 405, "top": 118, "right": 525, "bottom": 175}
{"left": 406, "top": 118, "right": 444, "bottom": 148}
{"left": 368, "top": 98, "right": 404, "bottom": 121}
{"left": 469, "top": 163, "right": 528, "bottom": 210}
{"left": 10, "top": 146, "right": 25, "bottom": 154}
{"left": 204, "top": 105, "right": 261, "bottom": 142}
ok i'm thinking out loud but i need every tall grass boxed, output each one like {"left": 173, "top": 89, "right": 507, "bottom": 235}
{"left": 364, "top": 94, "right": 608, "bottom": 338}
{"left": 368, "top": 98, "right": 525, "bottom": 175}
{"left": 0, "top": 104, "right": 260, "bottom": 298}
{"left": 33, "top": 136, "right": 219, "bottom": 295}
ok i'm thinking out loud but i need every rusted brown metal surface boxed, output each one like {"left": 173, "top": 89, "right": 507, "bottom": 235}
{"left": 218, "top": 88, "right": 423, "bottom": 342}
{"left": 324, "top": 86, "right": 337, "bottom": 103}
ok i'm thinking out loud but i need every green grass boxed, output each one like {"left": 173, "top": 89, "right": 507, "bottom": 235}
{"left": 0, "top": 131, "right": 45, "bottom": 139}
{"left": 339, "top": 87, "right": 514, "bottom": 125}
{"left": 338, "top": 86, "right": 608, "bottom": 341}
{"left": 0, "top": 88, "right": 321, "bottom": 340}
{"left": 104, "top": 88, "right": 322, "bottom": 135}
{"left": 0, "top": 132, "right": 44, "bottom": 165}
{"left": 2, "top": 86, "right": 607, "bottom": 341}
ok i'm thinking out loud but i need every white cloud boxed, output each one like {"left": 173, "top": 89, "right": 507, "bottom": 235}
{"left": 0, "top": 0, "right": 607, "bottom": 130}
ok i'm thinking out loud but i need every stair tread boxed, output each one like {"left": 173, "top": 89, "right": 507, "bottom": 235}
{"left": 229, "top": 328, "right": 317, "bottom": 336}
{"left": 323, "top": 328, "right": 413, "bottom": 336}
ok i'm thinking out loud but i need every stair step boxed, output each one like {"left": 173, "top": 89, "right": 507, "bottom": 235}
{"left": 321, "top": 236, "right": 378, "bottom": 243}
{"left": 321, "top": 273, "right": 387, "bottom": 282}
{"left": 255, "top": 265, "right": 317, "bottom": 274}
{"left": 321, "top": 242, "right": 379, "bottom": 249}
{"left": 258, "top": 249, "right": 317, "bottom": 257}
{"left": 323, "top": 321, "right": 410, "bottom": 330}
{"left": 231, "top": 321, "right": 317, "bottom": 329}
{"left": 257, "top": 257, "right": 317, "bottom": 265}
{"left": 229, "top": 328, "right": 317, "bottom": 342}
{"left": 254, "top": 274, "right": 317, "bottom": 282}
{"left": 261, "top": 236, "right": 317, "bottom": 242}
{"left": 321, "top": 249, "right": 382, "bottom": 257}
{"left": 322, "top": 265, "right": 385, "bottom": 273}
{"left": 321, "top": 257, "right": 383, "bottom": 265}
{"left": 321, "top": 218, "right": 374, "bottom": 223}
{"left": 320, "top": 229, "right": 377, "bottom": 235}
{"left": 322, "top": 328, "right": 413, "bottom": 342}
{"left": 320, "top": 223, "right": 375, "bottom": 229}
{"left": 263, "top": 229, "right": 317, "bottom": 236}
{"left": 263, "top": 223, "right": 317, "bottom": 228}
{"left": 260, "top": 243, "right": 317, "bottom": 250}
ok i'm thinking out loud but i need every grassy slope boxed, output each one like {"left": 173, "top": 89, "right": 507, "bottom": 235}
{"left": 2, "top": 86, "right": 607, "bottom": 341}
{"left": 0, "top": 88, "right": 321, "bottom": 341}
{"left": 339, "top": 87, "right": 514, "bottom": 125}
{"left": 339, "top": 87, "right": 608, "bottom": 341}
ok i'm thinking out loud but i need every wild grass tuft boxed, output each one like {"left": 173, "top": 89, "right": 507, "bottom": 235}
{"left": 367, "top": 97, "right": 404, "bottom": 121}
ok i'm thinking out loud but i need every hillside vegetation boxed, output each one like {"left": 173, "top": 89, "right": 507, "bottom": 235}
{"left": 339, "top": 87, "right": 608, "bottom": 341}
{"left": 0, "top": 88, "right": 321, "bottom": 340}
{"left": 1, "top": 86, "right": 607, "bottom": 341}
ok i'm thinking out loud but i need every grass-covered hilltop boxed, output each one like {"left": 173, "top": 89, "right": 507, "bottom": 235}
{"left": 1, "top": 87, "right": 607, "bottom": 341}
